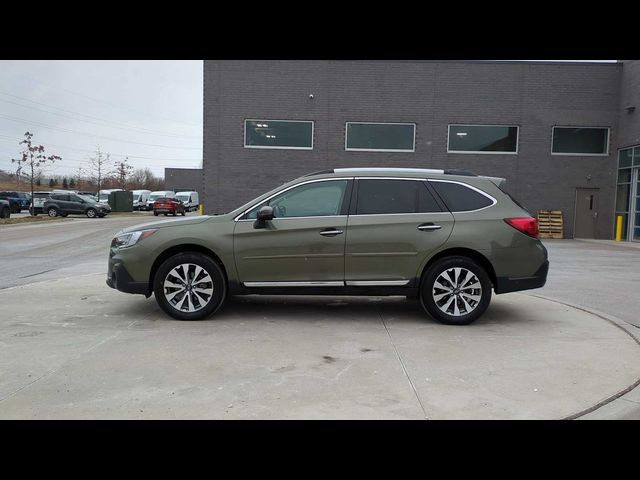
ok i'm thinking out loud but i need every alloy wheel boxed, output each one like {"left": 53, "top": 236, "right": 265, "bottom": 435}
{"left": 432, "top": 267, "right": 482, "bottom": 317}
{"left": 163, "top": 263, "right": 214, "bottom": 313}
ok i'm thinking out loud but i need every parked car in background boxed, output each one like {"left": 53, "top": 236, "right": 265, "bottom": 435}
{"left": 44, "top": 192, "right": 111, "bottom": 218}
{"left": 29, "top": 191, "right": 52, "bottom": 215}
{"left": 153, "top": 197, "right": 186, "bottom": 216}
{"left": 175, "top": 191, "right": 199, "bottom": 212}
{"left": 0, "top": 191, "right": 26, "bottom": 213}
{"left": 132, "top": 190, "right": 151, "bottom": 210}
{"left": 146, "top": 191, "right": 176, "bottom": 211}
{"left": 0, "top": 199, "right": 10, "bottom": 218}
{"left": 106, "top": 167, "right": 549, "bottom": 324}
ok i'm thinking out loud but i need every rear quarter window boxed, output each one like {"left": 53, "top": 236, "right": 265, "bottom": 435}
{"left": 430, "top": 181, "right": 494, "bottom": 212}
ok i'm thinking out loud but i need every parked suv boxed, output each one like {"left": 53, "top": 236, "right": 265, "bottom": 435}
{"left": 153, "top": 197, "right": 186, "bottom": 216}
{"left": 106, "top": 168, "right": 549, "bottom": 325}
{"left": 0, "top": 191, "right": 26, "bottom": 213}
{"left": 44, "top": 192, "right": 111, "bottom": 218}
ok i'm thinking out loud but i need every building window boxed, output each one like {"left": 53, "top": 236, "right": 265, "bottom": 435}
{"left": 447, "top": 125, "right": 519, "bottom": 154}
{"left": 345, "top": 122, "right": 416, "bottom": 152}
{"left": 551, "top": 127, "right": 609, "bottom": 155}
{"left": 244, "top": 119, "right": 313, "bottom": 150}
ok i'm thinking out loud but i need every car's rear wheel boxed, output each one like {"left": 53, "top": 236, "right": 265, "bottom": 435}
{"left": 420, "top": 256, "right": 492, "bottom": 325}
{"left": 153, "top": 211, "right": 159, "bottom": 216}
{"left": 86, "top": 208, "right": 97, "bottom": 218}
{"left": 0, "top": 207, "right": 10, "bottom": 218}
{"left": 153, "top": 252, "right": 226, "bottom": 320}
{"left": 47, "top": 207, "right": 58, "bottom": 217}
{"left": 181, "top": 210, "right": 186, "bottom": 216}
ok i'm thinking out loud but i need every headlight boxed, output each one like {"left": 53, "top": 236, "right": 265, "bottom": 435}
{"left": 112, "top": 229, "right": 158, "bottom": 249}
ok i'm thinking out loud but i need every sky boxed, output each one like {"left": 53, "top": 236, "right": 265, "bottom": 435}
{"left": 0, "top": 60, "right": 203, "bottom": 179}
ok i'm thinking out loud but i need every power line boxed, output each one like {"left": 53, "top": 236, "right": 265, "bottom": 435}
{"left": 0, "top": 113, "right": 201, "bottom": 150}
{"left": 0, "top": 92, "right": 200, "bottom": 139}
{"left": 0, "top": 135, "right": 202, "bottom": 163}
{"left": 11, "top": 68, "right": 202, "bottom": 128}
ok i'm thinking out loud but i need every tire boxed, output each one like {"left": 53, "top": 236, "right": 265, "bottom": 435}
{"left": 153, "top": 252, "right": 227, "bottom": 321}
{"left": 0, "top": 207, "right": 9, "bottom": 219}
{"left": 181, "top": 210, "right": 186, "bottom": 216}
{"left": 419, "top": 256, "right": 492, "bottom": 325}
{"left": 61, "top": 213, "right": 68, "bottom": 217}
{"left": 154, "top": 211, "right": 159, "bottom": 216}
{"left": 164, "top": 213, "right": 168, "bottom": 216}
{"left": 47, "top": 207, "right": 58, "bottom": 217}
{"left": 86, "top": 208, "right": 97, "bottom": 218}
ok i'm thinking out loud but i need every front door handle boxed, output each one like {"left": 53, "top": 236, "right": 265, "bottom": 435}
{"left": 418, "top": 223, "right": 442, "bottom": 231}
{"left": 319, "top": 228, "right": 344, "bottom": 237}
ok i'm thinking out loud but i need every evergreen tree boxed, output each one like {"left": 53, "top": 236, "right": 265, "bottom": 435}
{"left": 62, "top": 177, "right": 68, "bottom": 189}
{"left": 49, "top": 178, "right": 55, "bottom": 188}
{"left": 69, "top": 178, "right": 76, "bottom": 189}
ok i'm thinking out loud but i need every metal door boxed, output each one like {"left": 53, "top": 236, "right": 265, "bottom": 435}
{"left": 574, "top": 188, "right": 600, "bottom": 238}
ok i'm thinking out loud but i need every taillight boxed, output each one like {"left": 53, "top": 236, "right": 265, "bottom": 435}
{"left": 504, "top": 217, "right": 539, "bottom": 239}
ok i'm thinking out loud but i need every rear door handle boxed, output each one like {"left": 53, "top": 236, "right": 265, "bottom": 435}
{"left": 319, "top": 228, "right": 344, "bottom": 237}
{"left": 418, "top": 223, "right": 441, "bottom": 231}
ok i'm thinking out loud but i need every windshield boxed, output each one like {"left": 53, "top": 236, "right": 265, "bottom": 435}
{"left": 176, "top": 194, "right": 189, "bottom": 202}
{"left": 98, "top": 194, "right": 109, "bottom": 202}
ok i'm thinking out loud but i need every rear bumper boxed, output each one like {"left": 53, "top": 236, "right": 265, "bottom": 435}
{"left": 106, "top": 262, "right": 150, "bottom": 296}
{"left": 494, "top": 260, "right": 549, "bottom": 294}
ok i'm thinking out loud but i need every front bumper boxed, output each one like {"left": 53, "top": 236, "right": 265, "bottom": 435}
{"left": 106, "top": 261, "right": 150, "bottom": 296}
{"left": 494, "top": 260, "right": 549, "bottom": 294}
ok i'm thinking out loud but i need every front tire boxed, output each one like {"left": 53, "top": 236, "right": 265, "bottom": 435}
{"left": 420, "top": 256, "right": 492, "bottom": 325}
{"left": 153, "top": 252, "right": 226, "bottom": 320}
{"left": 86, "top": 208, "right": 97, "bottom": 218}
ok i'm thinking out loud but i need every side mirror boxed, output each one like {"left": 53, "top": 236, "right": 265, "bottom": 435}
{"left": 253, "top": 205, "right": 274, "bottom": 229}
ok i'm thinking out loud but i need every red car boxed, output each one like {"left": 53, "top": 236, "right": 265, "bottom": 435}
{"left": 153, "top": 197, "right": 186, "bottom": 216}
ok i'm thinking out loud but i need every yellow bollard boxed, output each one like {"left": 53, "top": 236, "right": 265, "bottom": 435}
{"left": 615, "top": 215, "right": 623, "bottom": 241}
{"left": 199, "top": 204, "right": 204, "bottom": 216}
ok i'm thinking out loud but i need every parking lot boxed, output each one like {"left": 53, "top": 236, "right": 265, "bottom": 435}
{"left": 1, "top": 216, "right": 639, "bottom": 419}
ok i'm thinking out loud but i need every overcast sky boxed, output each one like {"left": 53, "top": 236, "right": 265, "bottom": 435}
{"left": 0, "top": 60, "right": 202, "bottom": 179}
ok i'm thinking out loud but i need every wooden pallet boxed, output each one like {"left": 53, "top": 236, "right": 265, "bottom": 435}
{"left": 538, "top": 210, "right": 564, "bottom": 239}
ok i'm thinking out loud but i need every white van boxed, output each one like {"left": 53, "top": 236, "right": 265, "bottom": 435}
{"left": 131, "top": 190, "right": 151, "bottom": 210}
{"left": 97, "top": 189, "right": 123, "bottom": 206}
{"left": 175, "top": 191, "right": 199, "bottom": 212}
{"left": 146, "top": 190, "right": 176, "bottom": 211}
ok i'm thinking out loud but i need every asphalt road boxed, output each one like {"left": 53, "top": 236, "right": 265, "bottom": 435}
{"left": 0, "top": 213, "right": 195, "bottom": 290}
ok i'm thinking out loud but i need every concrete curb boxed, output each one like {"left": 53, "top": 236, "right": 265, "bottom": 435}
{"left": 529, "top": 293, "right": 640, "bottom": 420}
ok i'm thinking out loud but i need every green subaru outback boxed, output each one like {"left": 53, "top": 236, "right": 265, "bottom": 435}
{"left": 107, "top": 168, "right": 548, "bottom": 325}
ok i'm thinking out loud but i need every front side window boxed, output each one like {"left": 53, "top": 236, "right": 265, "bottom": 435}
{"left": 430, "top": 181, "right": 494, "bottom": 212}
{"left": 345, "top": 122, "right": 415, "bottom": 152}
{"left": 245, "top": 119, "right": 313, "bottom": 150}
{"left": 552, "top": 127, "right": 609, "bottom": 155}
{"left": 355, "top": 179, "right": 442, "bottom": 215}
{"left": 448, "top": 125, "right": 519, "bottom": 153}
{"left": 246, "top": 180, "right": 348, "bottom": 219}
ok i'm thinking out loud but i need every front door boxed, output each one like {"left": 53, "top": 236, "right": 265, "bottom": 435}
{"left": 345, "top": 178, "right": 454, "bottom": 285}
{"left": 233, "top": 179, "right": 351, "bottom": 285}
{"left": 574, "top": 188, "right": 600, "bottom": 238}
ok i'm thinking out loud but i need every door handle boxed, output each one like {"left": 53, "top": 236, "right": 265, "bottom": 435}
{"left": 319, "top": 228, "right": 344, "bottom": 237}
{"left": 418, "top": 223, "right": 442, "bottom": 231}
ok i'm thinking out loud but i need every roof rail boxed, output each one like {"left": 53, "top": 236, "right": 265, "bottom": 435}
{"left": 304, "top": 167, "right": 478, "bottom": 177}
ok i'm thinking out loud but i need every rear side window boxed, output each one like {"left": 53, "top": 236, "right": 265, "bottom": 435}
{"left": 430, "top": 181, "right": 494, "bottom": 212}
{"left": 356, "top": 179, "right": 442, "bottom": 215}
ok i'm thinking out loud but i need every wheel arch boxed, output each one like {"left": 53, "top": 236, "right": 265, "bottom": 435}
{"left": 420, "top": 248, "right": 497, "bottom": 288}
{"left": 148, "top": 243, "right": 229, "bottom": 293}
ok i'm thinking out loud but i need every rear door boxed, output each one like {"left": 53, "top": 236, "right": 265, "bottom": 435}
{"left": 345, "top": 178, "right": 454, "bottom": 286}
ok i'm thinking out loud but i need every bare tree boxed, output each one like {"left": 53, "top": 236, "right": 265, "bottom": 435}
{"left": 89, "top": 147, "right": 113, "bottom": 193}
{"left": 12, "top": 132, "right": 61, "bottom": 215}
{"left": 114, "top": 157, "right": 134, "bottom": 190}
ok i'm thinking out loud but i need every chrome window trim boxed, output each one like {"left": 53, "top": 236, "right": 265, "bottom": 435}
{"left": 428, "top": 179, "right": 497, "bottom": 213}
{"left": 233, "top": 177, "right": 352, "bottom": 221}
{"left": 550, "top": 126, "right": 610, "bottom": 156}
{"left": 345, "top": 122, "right": 416, "bottom": 152}
{"left": 244, "top": 119, "right": 314, "bottom": 150}
{"left": 447, "top": 124, "right": 520, "bottom": 155}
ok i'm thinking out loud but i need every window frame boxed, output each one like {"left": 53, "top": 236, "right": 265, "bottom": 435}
{"left": 244, "top": 119, "right": 314, "bottom": 151}
{"left": 345, "top": 122, "right": 416, "bottom": 153}
{"left": 447, "top": 124, "right": 520, "bottom": 155}
{"left": 235, "top": 178, "right": 352, "bottom": 221}
{"left": 551, "top": 126, "right": 610, "bottom": 156}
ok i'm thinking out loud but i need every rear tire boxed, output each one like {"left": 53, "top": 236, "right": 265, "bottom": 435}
{"left": 153, "top": 252, "right": 227, "bottom": 321}
{"left": 47, "top": 207, "right": 58, "bottom": 217}
{"left": 86, "top": 208, "right": 97, "bottom": 218}
{"left": 154, "top": 211, "right": 159, "bottom": 216}
{"left": 0, "top": 207, "right": 10, "bottom": 218}
{"left": 420, "top": 256, "right": 492, "bottom": 325}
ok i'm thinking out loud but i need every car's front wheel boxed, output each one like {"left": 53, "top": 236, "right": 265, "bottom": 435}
{"left": 420, "top": 256, "right": 492, "bottom": 325}
{"left": 153, "top": 252, "right": 227, "bottom": 320}
{"left": 86, "top": 208, "right": 97, "bottom": 218}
